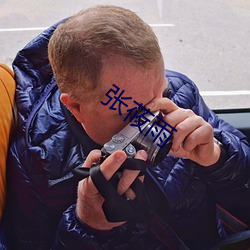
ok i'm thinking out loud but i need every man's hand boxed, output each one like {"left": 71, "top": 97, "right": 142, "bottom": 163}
{"left": 76, "top": 149, "right": 147, "bottom": 231}
{"left": 146, "top": 98, "right": 221, "bottom": 167}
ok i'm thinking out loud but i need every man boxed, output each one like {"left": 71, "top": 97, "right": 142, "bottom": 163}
{"left": 4, "top": 5, "right": 250, "bottom": 250}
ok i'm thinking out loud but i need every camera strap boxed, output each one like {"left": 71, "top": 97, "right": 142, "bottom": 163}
{"left": 73, "top": 158, "right": 153, "bottom": 222}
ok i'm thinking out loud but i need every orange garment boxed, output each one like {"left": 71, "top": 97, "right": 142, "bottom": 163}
{"left": 0, "top": 63, "right": 16, "bottom": 221}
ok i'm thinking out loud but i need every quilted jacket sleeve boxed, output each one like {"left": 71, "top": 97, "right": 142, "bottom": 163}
{"left": 167, "top": 70, "right": 250, "bottom": 223}
{"left": 197, "top": 108, "right": 250, "bottom": 223}
{"left": 52, "top": 205, "right": 113, "bottom": 250}
{"left": 52, "top": 205, "right": 124, "bottom": 250}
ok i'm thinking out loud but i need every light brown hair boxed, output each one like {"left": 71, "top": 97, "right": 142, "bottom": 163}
{"left": 48, "top": 5, "right": 162, "bottom": 103}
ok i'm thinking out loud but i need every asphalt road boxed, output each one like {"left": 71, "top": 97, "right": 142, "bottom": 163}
{"left": 0, "top": 0, "right": 249, "bottom": 109}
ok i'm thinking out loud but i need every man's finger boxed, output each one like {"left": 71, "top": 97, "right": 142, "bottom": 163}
{"left": 146, "top": 97, "right": 179, "bottom": 114}
{"left": 79, "top": 150, "right": 127, "bottom": 196}
{"left": 124, "top": 188, "right": 136, "bottom": 200}
{"left": 100, "top": 150, "right": 127, "bottom": 181}
{"left": 117, "top": 150, "right": 147, "bottom": 196}
{"left": 171, "top": 115, "right": 204, "bottom": 152}
{"left": 83, "top": 150, "right": 102, "bottom": 168}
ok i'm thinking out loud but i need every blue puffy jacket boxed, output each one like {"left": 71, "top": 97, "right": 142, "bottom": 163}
{"left": 3, "top": 21, "right": 250, "bottom": 250}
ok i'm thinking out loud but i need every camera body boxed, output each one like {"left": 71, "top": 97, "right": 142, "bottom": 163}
{"left": 101, "top": 110, "right": 173, "bottom": 166}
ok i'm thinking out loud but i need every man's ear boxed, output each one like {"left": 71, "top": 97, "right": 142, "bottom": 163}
{"left": 60, "top": 93, "right": 84, "bottom": 123}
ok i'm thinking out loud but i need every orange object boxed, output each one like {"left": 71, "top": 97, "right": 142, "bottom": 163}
{"left": 0, "top": 63, "right": 16, "bottom": 221}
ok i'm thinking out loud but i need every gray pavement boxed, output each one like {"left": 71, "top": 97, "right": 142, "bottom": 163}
{"left": 0, "top": 0, "right": 250, "bottom": 109}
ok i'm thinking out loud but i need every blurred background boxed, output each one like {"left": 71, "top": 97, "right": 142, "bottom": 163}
{"left": 0, "top": 0, "right": 249, "bottom": 109}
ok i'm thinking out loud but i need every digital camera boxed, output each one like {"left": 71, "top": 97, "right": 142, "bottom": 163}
{"left": 101, "top": 110, "right": 173, "bottom": 166}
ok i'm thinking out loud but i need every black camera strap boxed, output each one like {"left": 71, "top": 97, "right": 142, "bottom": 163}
{"left": 73, "top": 158, "right": 153, "bottom": 222}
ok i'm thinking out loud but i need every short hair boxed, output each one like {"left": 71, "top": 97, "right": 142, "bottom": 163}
{"left": 48, "top": 5, "right": 162, "bottom": 103}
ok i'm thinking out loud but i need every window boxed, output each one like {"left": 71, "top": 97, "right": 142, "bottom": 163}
{"left": 1, "top": 0, "right": 249, "bottom": 109}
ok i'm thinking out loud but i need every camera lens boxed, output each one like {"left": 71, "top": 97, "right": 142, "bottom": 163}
{"left": 131, "top": 124, "right": 172, "bottom": 166}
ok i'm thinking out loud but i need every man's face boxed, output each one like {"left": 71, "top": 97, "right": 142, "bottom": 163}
{"left": 81, "top": 56, "right": 167, "bottom": 145}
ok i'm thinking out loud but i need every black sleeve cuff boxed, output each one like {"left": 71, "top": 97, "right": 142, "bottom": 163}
{"left": 74, "top": 206, "right": 118, "bottom": 239}
{"left": 193, "top": 145, "right": 227, "bottom": 174}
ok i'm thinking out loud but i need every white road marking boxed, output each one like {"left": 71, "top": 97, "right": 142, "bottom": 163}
{"left": 0, "top": 27, "right": 48, "bottom": 32}
{"left": 200, "top": 90, "right": 250, "bottom": 96}
{"left": 157, "top": 0, "right": 163, "bottom": 19}
{"left": 150, "top": 24, "right": 175, "bottom": 27}
{"left": 0, "top": 24, "right": 175, "bottom": 32}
